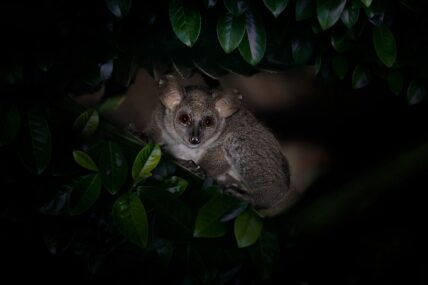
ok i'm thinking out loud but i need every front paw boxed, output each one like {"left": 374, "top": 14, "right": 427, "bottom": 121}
{"left": 177, "top": 159, "right": 206, "bottom": 179}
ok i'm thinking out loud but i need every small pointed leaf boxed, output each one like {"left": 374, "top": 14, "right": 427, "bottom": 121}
{"left": 223, "top": 0, "right": 249, "bottom": 16}
{"left": 407, "top": 79, "right": 426, "bottom": 105}
{"left": 217, "top": 13, "right": 246, "bottom": 54}
{"left": 69, "top": 174, "right": 102, "bottom": 216}
{"left": 72, "top": 150, "right": 99, "bottom": 171}
{"left": 373, "top": 25, "right": 397, "bottom": 68}
{"left": 132, "top": 144, "right": 162, "bottom": 183}
{"left": 99, "top": 142, "right": 128, "bottom": 195}
{"left": 239, "top": 10, "right": 267, "bottom": 66}
{"left": 352, "top": 64, "right": 372, "bottom": 89}
{"left": 317, "top": 0, "right": 347, "bottom": 30}
{"left": 263, "top": 0, "right": 290, "bottom": 18}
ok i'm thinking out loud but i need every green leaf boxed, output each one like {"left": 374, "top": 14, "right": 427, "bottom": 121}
{"left": 0, "top": 104, "right": 20, "bottom": 147}
{"left": 202, "top": 0, "right": 218, "bottom": 9}
{"left": 99, "top": 142, "right": 128, "bottom": 195}
{"left": 217, "top": 13, "right": 246, "bottom": 54}
{"left": 223, "top": 0, "right": 249, "bottom": 16}
{"left": 234, "top": 209, "right": 263, "bottom": 248}
{"left": 295, "top": 0, "right": 315, "bottom": 21}
{"left": 407, "top": 79, "right": 426, "bottom": 105}
{"left": 72, "top": 150, "right": 99, "bottom": 171}
{"left": 340, "top": 1, "right": 360, "bottom": 29}
{"left": 112, "top": 193, "right": 148, "bottom": 248}
{"left": 352, "top": 64, "right": 372, "bottom": 89}
{"left": 194, "top": 194, "right": 239, "bottom": 238}
{"left": 332, "top": 54, "right": 349, "bottom": 80}
{"left": 73, "top": 109, "right": 99, "bottom": 139}
{"left": 291, "top": 29, "right": 313, "bottom": 64}
{"left": 263, "top": 0, "right": 289, "bottom": 18}
{"left": 105, "top": 0, "right": 132, "bottom": 18}
{"left": 19, "top": 108, "right": 52, "bottom": 175}
{"left": 373, "top": 25, "right": 397, "bottom": 68}
{"left": 331, "top": 31, "right": 351, "bottom": 52}
{"left": 239, "top": 10, "right": 267, "bottom": 66}
{"left": 360, "top": 0, "right": 372, "bottom": 8}
{"left": 99, "top": 96, "right": 125, "bottom": 114}
{"left": 387, "top": 70, "right": 403, "bottom": 96}
{"left": 162, "top": 176, "right": 188, "bottom": 196}
{"left": 251, "top": 230, "right": 279, "bottom": 279}
{"left": 69, "top": 174, "right": 102, "bottom": 216}
{"left": 169, "top": 0, "right": 201, "bottom": 47}
{"left": 317, "top": 0, "right": 346, "bottom": 30}
{"left": 132, "top": 144, "right": 162, "bottom": 183}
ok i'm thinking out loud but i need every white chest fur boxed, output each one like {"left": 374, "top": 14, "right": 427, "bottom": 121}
{"left": 166, "top": 143, "right": 207, "bottom": 163}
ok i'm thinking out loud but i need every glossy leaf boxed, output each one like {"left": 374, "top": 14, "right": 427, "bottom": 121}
{"left": 341, "top": 2, "right": 360, "bottom": 29}
{"left": 373, "top": 25, "right": 397, "bottom": 68}
{"left": 360, "top": 0, "right": 372, "bottom": 8}
{"left": 217, "top": 13, "right": 246, "bottom": 54}
{"left": 387, "top": 70, "right": 403, "bottom": 96}
{"left": 234, "top": 209, "right": 263, "bottom": 248}
{"left": 73, "top": 109, "right": 99, "bottom": 139}
{"left": 69, "top": 174, "right": 102, "bottom": 216}
{"left": 331, "top": 31, "right": 351, "bottom": 53}
{"left": 99, "top": 142, "right": 128, "bottom": 195}
{"left": 194, "top": 194, "right": 238, "bottom": 238}
{"left": 295, "top": 0, "right": 315, "bottom": 21}
{"left": 105, "top": 0, "right": 132, "bottom": 18}
{"left": 263, "top": 0, "right": 290, "bottom": 18}
{"left": 332, "top": 54, "right": 348, "bottom": 80}
{"left": 407, "top": 79, "right": 426, "bottom": 105}
{"left": 73, "top": 150, "right": 99, "bottom": 171}
{"left": 19, "top": 108, "right": 52, "bottom": 175}
{"left": 162, "top": 176, "right": 188, "bottom": 196}
{"left": 352, "top": 64, "right": 372, "bottom": 89}
{"left": 202, "top": 0, "right": 218, "bottom": 9}
{"left": 112, "top": 193, "right": 148, "bottom": 248}
{"left": 317, "top": 0, "right": 346, "bottom": 30}
{"left": 169, "top": 0, "right": 201, "bottom": 47}
{"left": 99, "top": 96, "right": 125, "bottom": 114}
{"left": 132, "top": 144, "right": 162, "bottom": 183}
{"left": 223, "top": 0, "right": 248, "bottom": 16}
{"left": 0, "top": 105, "right": 20, "bottom": 147}
{"left": 239, "top": 10, "right": 267, "bottom": 66}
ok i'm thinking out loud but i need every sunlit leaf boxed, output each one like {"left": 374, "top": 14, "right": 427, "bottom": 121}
{"left": 317, "top": 0, "right": 346, "bottom": 30}
{"left": 407, "top": 79, "right": 426, "bottom": 105}
{"left": 69, "top": 174, "right": 102, "bottom": 216}
{"left": 239, "top": 10, "right": 267, "bottom": 66}
{"left": 19, "top": 108, "right": 52, "bottom": 175}
{"left": 132, "top": 144, "right": 162, "bottom": 183}
{"left": 112, "top": 193, "right": 148, "bottom": 248}
{"left": 234, "top": 209, "right": 263, "bottom": 248}
{"left": 373, "top": 25, "right": 397, "bottom": 68}
{"left": 217, "top": 13, "right": 246, "bottom": 54}
{"left": 99, "top": 142, "right": 128, "bottom": 195}
{"left": 0, "top": 104, "right": 20, "bottom": 147}
{"left": 332, "top": 54, "right": 348, "bottom": 80}
{"left": 223, "top": 0, "right": 249, "bottom": 16}
{"left": 105, "top": 0, "right": 132, "bottom": 18}
{"left": 263, "top": 0, "right": 289, "bottom": 18}
{"left": 352, "top": 64, "right": 372, "bottom": 89}
{"left": 169, "top": 0, "right": 201, "bottom": 47}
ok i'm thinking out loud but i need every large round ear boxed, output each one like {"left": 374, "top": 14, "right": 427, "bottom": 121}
{"left": 213, "top": 88, "right": 242, "bottom": 118}
{"left": 158, "top": 74, "right": 184, "bottom": 110}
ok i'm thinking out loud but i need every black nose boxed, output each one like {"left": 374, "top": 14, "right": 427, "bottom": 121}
{"left": 189, "top": 137, "right": 200, "bottom": 145}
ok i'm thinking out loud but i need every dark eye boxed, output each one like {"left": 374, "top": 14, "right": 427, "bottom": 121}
{"left": 202, "top": 116, "right": 214, "bottom": 128}
{"left": 178, "top": 113, "right": 191, "bottom": 126}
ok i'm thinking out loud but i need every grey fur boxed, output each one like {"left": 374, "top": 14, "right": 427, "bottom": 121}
{"left": 145, "top": 75, "right": 291, "bottom": 217}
